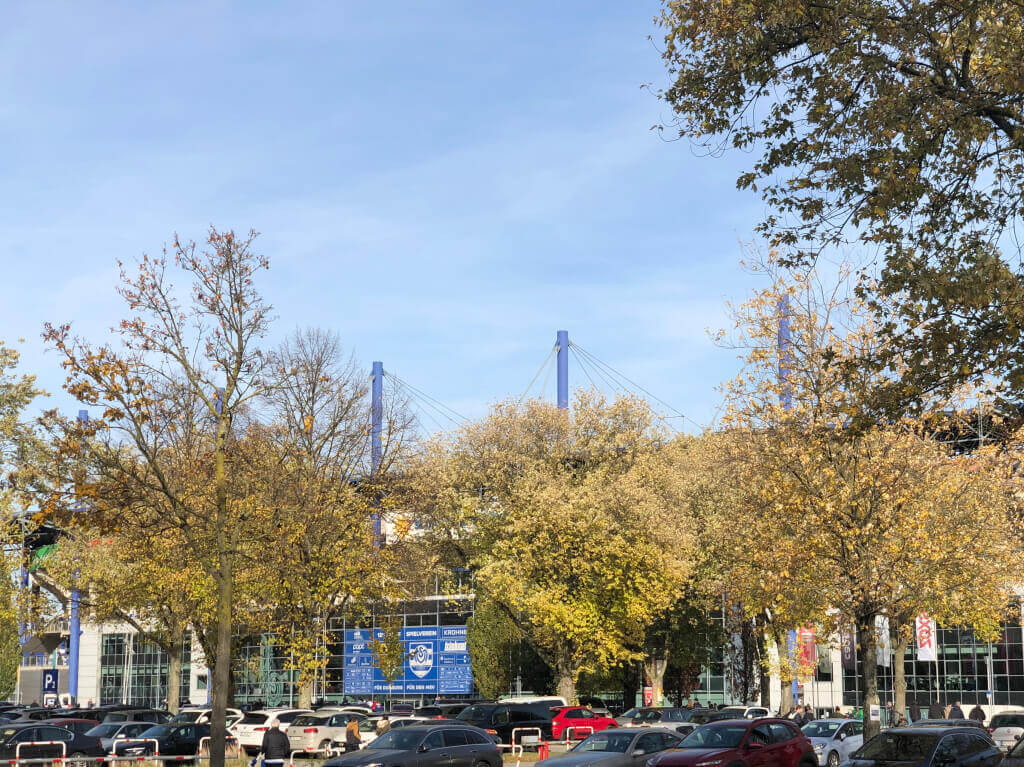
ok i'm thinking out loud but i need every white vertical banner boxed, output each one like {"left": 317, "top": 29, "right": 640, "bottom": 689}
{"left": 916, "top": 612, "right": 937, "bottom": 662}
{"left": 876, "top": 615, "right": 891, "bottom": 667}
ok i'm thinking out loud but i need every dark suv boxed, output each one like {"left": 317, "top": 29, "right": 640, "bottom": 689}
{"left": 324, "top": 723, "right": 501, "bottom": 767}
{"left": 649, "top": 718, "right": 816, "bottom": 767}
{"left": 456, "top": 704, "right": 552, "bottom": 744}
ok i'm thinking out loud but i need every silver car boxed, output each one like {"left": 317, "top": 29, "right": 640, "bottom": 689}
{"left": 538, "top": 728, "right": 683, "bottom": 767}
{"left": 801, "top": 719, "right": 863, "bottom": 767}
{"left": 990, "top": 712, "right": 1024, "bottom": 752}
{"left": 84, "top": 721, "right": 158, "bottom": 753}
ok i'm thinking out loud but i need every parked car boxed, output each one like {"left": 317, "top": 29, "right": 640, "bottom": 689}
{"left": 538, "top": 728, "right": 682, "bottom": 767}
{"left": 631, "top": 708, "right": 707, "bottom": 728}
{"left": 999, "top": 732, "right": 1024, "bottom": 767}
{"left": 988, "top": 713, "right": 1024, "bottom": 752}
{"left": 615, "top": 709, "right": 641, "bottom": 728}
{"left": 1, "top": 721, "right": 106, "bottom": 760}
{"left": 802, "top": 718, "right": 864, "bottom": 767}
{"left": 579, "top": 698, "right": 618, "bottom": 718}
{"left": 323, "top": 722, "right": 501, "bottom": 767}
{"left": 846, "top": 726, "right": 1001, "bottom": 767}
{"left": 712, "top": 706, "right": 772, "bottom": 721}
{"left": 171, "top": 707, "right": 243, "bottom": 726}
{"left": 647, "top": 718, "right": 816, "bottom": 767}
{"left": 103, "top": 709, "right": 173, "bottom": 724}
{"left": 414, "top": 707, "right": 447, "bottom": 719}
{"left": 115, "top": 722, "right": 212, "bottom": 758}
{"left": 391, "top": 704, "right": 416, "bottom": 717}
{"left": 288, "top": 712, "right": 375, "bottom": 753}
{"left": 551, "top": 707, "right": 618, "bottom": 740}
{"left": 46, "top": 718, "right": 108, "bottom": 750}
{"left": 86, "top": 720, "right": 158, "bottom": 753}
{"left": 438, "top": 704, "right": 470, "bottom": 719}
{"left": 456, "top": 703, "right": 553, "bottom": 744}
{"left": 231, "top": 708, "right": 313, "bottom": 755}
{"left": 388, "top": 717, "right": 441, "bottom": 730}
{"left": 910, "top": 720, "right": 988, "bottom": 730}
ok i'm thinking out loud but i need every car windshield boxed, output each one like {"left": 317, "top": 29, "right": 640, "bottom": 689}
{"left": 171, "top": 712, "right": 200, "bottom": 723}
{"left": 854, "top": 732, "right": 939, "bottom": 761}
{"left": 139, "top": 726, "right": 172, "bottom": 738}
{"left": 573, "top": 732, "right": 636, "bottom": 753}
{"left": 719, "top": 709, "right": 746, "bottom": 716}
{"left": 621, "top": 708, "right": 639, "bottom": 719}
{"left": 366, "top": 729, "right": 425, "bottom": 750}
{"left": 240, "top": 714, "right": 269, "bottom": 725}
{"left": 679, "top": 724, "right": 749, "bottom": 749}
{"left": 292, "top": 715, "right": 327, "bottom": 727}
{"left": 635, "top": 710, "right": 662, "bottom": 722}
{"left": 86, "top": 724, "right": 121, "bottom": 738}
{"left": 803, "top": 722, "right": 841, "bottom": 738}
{"left": 1011, "top": 738, "right": 1024, "bottom": 758}
{"left": 104, "top": 714, "right": 127, "bottom": 722}
{"left": 457, "top": 706, "right": 494, "bottom": 723}
{"left": 991, "top": 715, "right": 1024, "bottom": 729}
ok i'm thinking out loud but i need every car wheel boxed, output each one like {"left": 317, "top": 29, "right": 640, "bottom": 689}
{"left": 319, "top": 739, "right": 332, "bottom": 754}
{"left": 71, "top": 753, "right": 86, "bottom": 759}
{"left": 827, "top": 752, "right": 840, "bottom": 767}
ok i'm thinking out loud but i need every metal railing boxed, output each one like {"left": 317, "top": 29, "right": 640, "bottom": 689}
{"left": 510, "top": 728, "right": 543, "bottom": 747}
{"left": 563, "top": 726, "right": 595, "bottom": 745}
{"left": 113, "top": 739, "right": 161, "bottom": 757}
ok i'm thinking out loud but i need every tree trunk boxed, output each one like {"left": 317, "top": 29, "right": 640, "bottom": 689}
{"left": 644, "top": 656, "right": 668, "bottom": 708}
{"left": 209, "top": 552, "right": 233, "bottom": 767}
{"left": 756, "top": 615, "right": 771, "bottom": 707}
{"left": 892, "top": 631, "right": 911, "bottom": 725}
{"left": 166, "top": 629, "right": 183, "bottom": 714}
{"left": 858, "top": 614, "right": 881, "bottom": 740}
{"left": 297, "top": 676, "right": 314, "bottom": 709}
{"left": 774, "top": 628, "right": 793, "bottom": 716}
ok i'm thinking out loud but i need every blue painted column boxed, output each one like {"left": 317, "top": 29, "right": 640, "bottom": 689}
{"left": 556, "top": 330, "right": 569, "bottom": 410}
{"left": 370, "top": 361, "right": 383, "bottom": 543}
{"left": 69, "top": 409, "right": 88, "bottom": 703}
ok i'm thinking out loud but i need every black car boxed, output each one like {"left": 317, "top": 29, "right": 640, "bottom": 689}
{"left": 848, "top": 726, "right": 1002, "bottom": 767}
{"left": 115, "top": 723, "right": 212, "bottom": 758}
{"left": 911, "top": 720, "right": 988, "bottom": 730}
{"left": 103, "top": 709, "right": 173, "bottom": 724}
{"left": 456, "top": 704, "right": 553, "bottom": 744}
{"left": 324, "top": 723, "right": 501, "bottom": 767}
{"left": 0, "top": 722, "right": 105, "bottom": 760}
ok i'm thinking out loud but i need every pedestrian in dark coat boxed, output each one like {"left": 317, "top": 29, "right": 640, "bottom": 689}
{"left": 260, "top": 720, "right": 290, "bottom": 767}
{"left": 928, "top": 701, "right": 944, "bottom": 720}
{"left": 909, "top": 703, "right": 921, "bottom": 723}
{"left": 948, "top": 701, "right": 965, "bottom": 719}
{"left": 969, "top": 705, "right": 986, "bottom": 724}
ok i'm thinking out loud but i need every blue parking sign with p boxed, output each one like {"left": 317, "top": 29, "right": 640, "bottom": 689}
{"left": 42, "top": 669, "right": 58, "bottom": 693}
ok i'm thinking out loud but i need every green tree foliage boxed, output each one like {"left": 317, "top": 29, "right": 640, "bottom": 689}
{"left": 656, "top": 0, "right": 1024, "bottom": 402}
{"left": 0, "top": 557, "right": 19, "bottom": 700}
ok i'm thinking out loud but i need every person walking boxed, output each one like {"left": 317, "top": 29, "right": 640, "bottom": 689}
{"left": 969, "top": 704, "right": 986, "bottom": 724}
{"left": 927, "top": 700, "right": 944, "bottom": 720}
{"left": 345, "top": 716, "right": 362, "bottom": 752}
{"left": 376, "top": 715, "right": 391, "bottom": 736}
{"left": 909, "top": 702, "right": 921, "bottom": 723}
{"left": 948, "top": 701, "right": 965, "bottom": 719}
{"left": 259, "top": 719, "right": 290, "bottom": 767}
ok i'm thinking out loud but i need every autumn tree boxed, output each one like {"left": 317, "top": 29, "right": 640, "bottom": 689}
{"left": 42, "top": 527, "right": 215, "bottom": 713}
{"left": 713, "top": 259, "right": 1019, "bottom": 738}
{"left": 656, "top": 0, "right": 1024, "bottom": 409}
{"left": 401, "top": 392, "right": 696, "bottom": 703}
{"left": 252, "top": 328, "right": 411, "bottom": 707}
{"left": 41, "top": 230, "right": 278, "bottom": 767}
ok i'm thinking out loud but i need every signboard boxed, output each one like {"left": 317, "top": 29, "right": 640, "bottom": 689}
{"left": 841, "top": 631, "right": 856, "bottom": 671}
{"left": 869, "top": 704, "right": 881, "bottom": 722}
{"left": 42, "top": 669, "right": 59, "bottom": 694}
{"left": 916, "top": 613, "right": 937, "bottom": 662}
{"left": 343, "top": 625, "right": 472, "bottom": 696}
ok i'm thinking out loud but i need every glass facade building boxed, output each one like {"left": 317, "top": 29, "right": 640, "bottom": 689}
{"left": 98, "top": 632, "right": 192, "bottom": 707}
{"left": 233, "top": 594, "right": 474, "bottom": 707}
{"left": 842, "top": 609, "right": 1024, "bottom": 707}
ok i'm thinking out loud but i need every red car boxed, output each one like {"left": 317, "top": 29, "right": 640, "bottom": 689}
{"left": 649, "top": 718, "right": 816, "bottom": 767}
{"left": 551, "top": 706, "right": 618, "bottom": 740}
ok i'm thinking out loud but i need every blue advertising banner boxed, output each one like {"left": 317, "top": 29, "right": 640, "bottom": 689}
{"left": 343, "top": 625, "right": 472, "bottom": 696}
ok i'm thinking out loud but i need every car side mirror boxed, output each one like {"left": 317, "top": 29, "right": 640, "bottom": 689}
{"left": 418, "top": 744, "right": 430, "bottom": 753}
{"left": 633, "top": 749, "right": 646, "bottom": 756}
{"left": 838, "top": 733, "right": 847, "bottom": 741}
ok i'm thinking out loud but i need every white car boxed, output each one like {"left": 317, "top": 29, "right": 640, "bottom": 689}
{"left": 230, "top": 709, "right": 312, "bottom": 755}
{"left": 287, "top": 712, "right": 376, "bottom": 754}
{"left": 989, "top": 711, "right": 1024, "bottom": 752}
{"left": 802, "top": 718, "right": 864, "bottom": 767}
{"left": 171, "top": 707, "right": 244, "bottom": 727}
{"left": 715, "top": 706, "right": 771, "bottom": 719}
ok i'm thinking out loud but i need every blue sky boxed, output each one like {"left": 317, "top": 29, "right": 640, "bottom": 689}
{"left": 1, "top": 1, "right": 767, "bottom": 432}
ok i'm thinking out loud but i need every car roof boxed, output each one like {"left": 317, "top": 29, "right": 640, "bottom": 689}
{"left": 889, "top": 726, "right": 980, "bottom": 734}
{"left": 812, "top": 719, "right": 854, "bottom": 724}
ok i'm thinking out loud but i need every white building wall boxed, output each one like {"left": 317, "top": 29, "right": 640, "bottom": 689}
{"left": 77, "top": 622, "right": 103, "bottom": 706}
